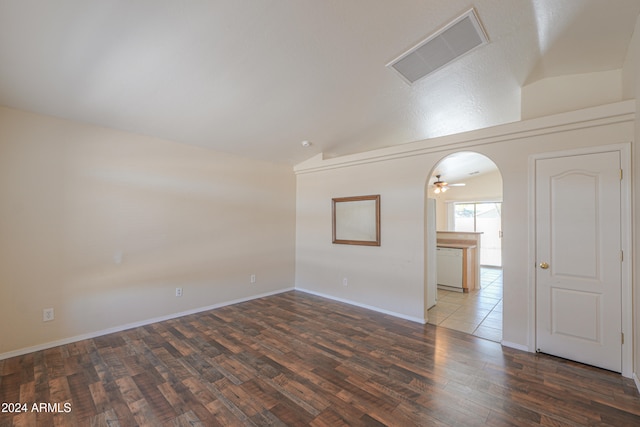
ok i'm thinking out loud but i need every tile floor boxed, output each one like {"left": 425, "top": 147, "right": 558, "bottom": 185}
{"left": 427, "top": 267, "right": 503, "bottom": 342}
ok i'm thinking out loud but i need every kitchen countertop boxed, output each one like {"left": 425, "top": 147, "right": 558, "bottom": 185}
{"left": 437, "top": 243, "right": 477, "bottom": 249}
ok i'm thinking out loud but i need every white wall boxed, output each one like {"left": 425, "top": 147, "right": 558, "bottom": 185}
{"left": 295, "top": 101, "right": 635, "bottom": 352}
{"left": 0, "top": 107, "right": 296, "bottom": 357}
{"left": 623, "top": 18, "right": 639, "bottom": 100}
{"left": 295, "top": 159, "right": 428, "bottom": 322}
{"left": 521, "top": 70, "right": 623, "bottom": 120}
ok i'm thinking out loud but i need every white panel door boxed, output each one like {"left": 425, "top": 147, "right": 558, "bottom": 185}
{"left": 535, "top": 151, "right": 621, "bottom": 372}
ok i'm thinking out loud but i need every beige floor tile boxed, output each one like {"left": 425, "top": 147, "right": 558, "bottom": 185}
{"left": 432, "top": 268, "right": 503, "bottom": 342}
{"left": 448, "top": 311, "right": 488, "bottom": 323}
{"left": 434, "top": 301, "right": 462, "bottom": 311}
{"left": 456, "top": 306, "right": 491, "bottom": 316}
{"left": 480, "top": 317, "right": 502, "bottom": 329}
{"left": 473, "top": 325, "right": 502, "bottom": 342}
{"left": 465, "top": 299, "right": 499, "bottom": 309}
{"left": 479, "top": 291, "right": 503, "bottom": 298}
{"left": 439, "top": 318, "right": 478, "bottom": 334}
{"left": 426, "top": 312, "right": 449, "bottom": 325}
{"left": 484, "top": 311, "right": 502, "bottom": 322}
{"left": 440, "top": 295, "right": 467, "bottom": 303}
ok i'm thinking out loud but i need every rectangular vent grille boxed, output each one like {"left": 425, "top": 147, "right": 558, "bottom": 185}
{"left": 387, "top": 9, "right": 488, "bottom": 85}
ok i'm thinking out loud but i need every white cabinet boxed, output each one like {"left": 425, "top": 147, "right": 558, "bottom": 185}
{"left": 437, "top": 247, "right": 463, "bottom": 290}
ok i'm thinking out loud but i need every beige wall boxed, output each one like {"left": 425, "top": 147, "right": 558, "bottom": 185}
{"left": 0, "top": 107, "right": 296, "bottom": 357}
{"left": 295, "top": 101, "right": 635, "bottom": 360}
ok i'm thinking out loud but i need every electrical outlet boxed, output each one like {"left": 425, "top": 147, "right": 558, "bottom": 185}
{"left": 250, "top": 274, "right": 256, "bottom": 284}
{"left": 175, "top": 287, "right": 183, "bottom": 297}
{"left": 43, "top": 308, "right": 54, "bottom": 322}
{"left": 343, "top": 277, "right": 348, "bottom": 286}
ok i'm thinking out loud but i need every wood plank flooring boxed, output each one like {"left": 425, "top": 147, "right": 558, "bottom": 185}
{"left": 1, "top": 291, "right": 639, "bottom": 426}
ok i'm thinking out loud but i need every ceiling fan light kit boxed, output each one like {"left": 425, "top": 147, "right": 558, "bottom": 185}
{"left": 433, "top": 174, "right": 466, "bottom": 194}
{"left": 433, "top": 175, "right": 449, "bottom": 194}
{"left": 434, "top": 186, "right": 448, "bottom": 194}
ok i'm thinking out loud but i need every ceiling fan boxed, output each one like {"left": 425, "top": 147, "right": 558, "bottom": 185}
{"left": 432, "top": 175, "right": 465, "bottom": 194}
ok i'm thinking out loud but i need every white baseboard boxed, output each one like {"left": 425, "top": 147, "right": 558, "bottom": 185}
{"left": 296, "top": 288, "right": 427, "bottom": 324}
{"left": 634, "top": 373, "right": 640, "bottom": 394}
{"left": 501, "top": 340, "right": 529, "bottom": 352}
{"left": 0, "top": 287, "right": 294, "bottom": 361}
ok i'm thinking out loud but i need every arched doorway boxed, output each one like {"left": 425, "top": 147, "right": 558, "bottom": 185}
{"left": 424, "top": 151, "right": 504, "bottom": 342}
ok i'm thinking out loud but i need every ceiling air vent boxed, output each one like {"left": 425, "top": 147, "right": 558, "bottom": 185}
{"left": 387, "top": 9, "right": 488, "bottom": 85}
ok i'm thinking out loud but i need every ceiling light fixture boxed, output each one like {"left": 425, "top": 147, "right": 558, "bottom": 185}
{"left": 301, "top": 140, "right": 311, "bottom": 147}
{"left": 433, "top": 175, "right": 449, "bottom": 194}
{"left": 433, "top": 175, "right": 466, "bottom": 193}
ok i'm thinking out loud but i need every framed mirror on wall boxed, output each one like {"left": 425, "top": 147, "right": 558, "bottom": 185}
{"left": 332, "top": 195, "right": 380, "bottom": 246}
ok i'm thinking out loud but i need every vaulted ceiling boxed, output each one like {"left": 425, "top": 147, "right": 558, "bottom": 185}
{"left": 0, "top": 1, "right": 638, "bottom": 164}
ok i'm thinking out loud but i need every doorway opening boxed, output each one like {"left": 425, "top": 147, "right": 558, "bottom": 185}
{"left": 424, "top": 151, "right": 504, "bottom": 342}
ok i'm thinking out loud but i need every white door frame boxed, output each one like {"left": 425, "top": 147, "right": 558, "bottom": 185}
{"left": 528, "top": 143, "right": 632, "bottom": 378}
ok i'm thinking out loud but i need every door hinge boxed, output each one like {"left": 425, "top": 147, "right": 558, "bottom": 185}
{"left": 620, "top": 169, "right": 623, "bottom": 181}
{"left": 621, "top": 250, "right": 624, "bottom": 262}
{"left": 622, "top": 332, "right": 624, "bottom": 345}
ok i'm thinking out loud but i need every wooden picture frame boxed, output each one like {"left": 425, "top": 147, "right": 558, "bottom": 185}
{"left": 332, "top": 195, "right": 380, "bottom": 246}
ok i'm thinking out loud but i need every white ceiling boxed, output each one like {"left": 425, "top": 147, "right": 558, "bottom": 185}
{"left": 431, "top": 151, "right": 498, "bottom": 184}
{"left": 0, "top": 1, "right": 638, "bottom": 165}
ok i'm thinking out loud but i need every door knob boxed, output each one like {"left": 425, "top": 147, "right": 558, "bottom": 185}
{"left": 539, "top": 262, "right": 549, "bottom": 269}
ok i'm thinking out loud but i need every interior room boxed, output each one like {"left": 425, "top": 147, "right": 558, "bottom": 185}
{"left": 2, "top": 1, "right": 640, "bottom": 425}
{"left": 425, "top": 152, "right": 504, "bottom": 342}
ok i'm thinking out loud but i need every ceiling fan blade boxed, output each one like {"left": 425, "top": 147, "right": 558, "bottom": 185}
{"left": 449, "top": 183, "right": 466, "bottom": 187}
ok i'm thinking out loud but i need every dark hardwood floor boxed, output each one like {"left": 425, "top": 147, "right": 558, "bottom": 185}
{"left": 1, "top": 291, "right": 639, "bottom": 426}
